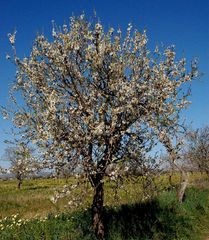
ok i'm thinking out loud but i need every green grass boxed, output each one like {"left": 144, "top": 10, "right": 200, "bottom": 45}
{"left": 0, "top": 177, "right": 146, "bottom": 219}
{"left": 0, "top": 178, "right": 69, "bottom": 218}
{"left": 0, "top": 175, "right": 208, "bottom": 239}
{"left": 0, "top": 173, "right": 207, "bottom": 219}
{"left": 0, "top": 187, "right": 209, "bottom": 240}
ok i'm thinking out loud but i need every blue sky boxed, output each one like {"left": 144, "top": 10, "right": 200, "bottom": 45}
{"left": 0, "top": 0, "right": 208, "bottom": 165}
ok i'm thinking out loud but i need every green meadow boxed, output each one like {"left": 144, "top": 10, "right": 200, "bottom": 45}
{"left": 0, "top": 174, "right": 208, "bottom": 239}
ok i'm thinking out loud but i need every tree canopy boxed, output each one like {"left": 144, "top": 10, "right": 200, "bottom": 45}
{"left": 4, "top": 14, "right": 197, "bottom": 239}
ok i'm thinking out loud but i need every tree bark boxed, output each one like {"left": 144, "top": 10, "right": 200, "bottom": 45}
{"left": 168, "top": 168, "right": 174, "bottom": 189}
{"left": 177, "top": 170, "right": 188, "bottom": 203}
{"left": 17, "top": 179, "right": 22, "bottom": 189}
{"left": 206, "top": 170, "right": 209, "bottom": 179}
{"left": 17, "top": 173, "right": 22, "bottom": 190}
{"left": 91, "top": 174, "right": 105, "bottom": 240}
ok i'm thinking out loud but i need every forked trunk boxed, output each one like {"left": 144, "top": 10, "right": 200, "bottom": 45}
{"left": 91, "top": 176, "right": 105, "bottom": 240}
{"left": 177, "top": 170, "right": 188, "bottom": 203}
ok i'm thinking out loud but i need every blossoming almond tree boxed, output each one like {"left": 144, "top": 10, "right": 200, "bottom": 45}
{"left": 2, "top": 142, "right": 41, "bottom": 189}
{"left": 4, "top": 15, "right": 197, "bottom": 239}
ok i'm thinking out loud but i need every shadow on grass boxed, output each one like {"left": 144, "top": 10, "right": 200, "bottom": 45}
{"left": 103, "top": 189, "right": 208, "bottom": 240}
{"left": 104, "top": 200, "right": 179, "bottom": 239}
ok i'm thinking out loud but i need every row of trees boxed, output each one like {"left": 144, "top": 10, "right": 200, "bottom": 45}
{"left": 0, "top": 14, "right": 206, "bottom": 239}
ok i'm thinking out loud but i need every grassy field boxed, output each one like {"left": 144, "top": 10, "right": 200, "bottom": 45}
{"left": 0, "top": 174, "right": 208, "bottom": 239}
{"left": 0, "top": 176, "right": 148, "bottom": 219}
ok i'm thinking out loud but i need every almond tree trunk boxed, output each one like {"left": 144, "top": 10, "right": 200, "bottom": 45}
{"left": 206, "top": 170, "right": 209, "bottom": 179}
{"left": 177, "top": 170, "right": 188, "bottom": 203}
{"left": 17, "top": 173, "right": 22, "bottom": 189}
{"left": 168, "top": 168, "right": 174, "bottom": 189}
{"left": 91, "top": 174, "right": 105, "bottom": 240}
{"left": 18, "top": 179, "right": 22, "bottom": 189}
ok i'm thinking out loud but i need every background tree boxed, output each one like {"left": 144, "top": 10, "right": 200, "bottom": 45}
{"left": 4, "top": 15, "right": 197, "bottom": 239}
{"left": 3, "top": 142, "right": 40, "bottom": 189}
{"left": 186, "top": 126, "right": 209, "bottom": 177}
{"left": 159, "top": 132, "right": 190, "bottom": 203}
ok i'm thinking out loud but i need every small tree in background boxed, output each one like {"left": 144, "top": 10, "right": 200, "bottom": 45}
{"left": 186, "top": 126, "right": 209, "bottom": 177}
{"left": 4, "top": 15, "right": 197, "bottom": 239}
{"left": 159, "top": 131, "right": 190, "bottom": 203}
{"left": 3, "top": 142, "right": 40, "bottom": 189}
